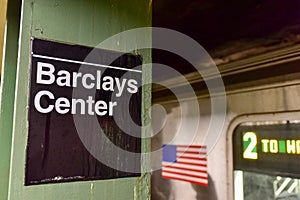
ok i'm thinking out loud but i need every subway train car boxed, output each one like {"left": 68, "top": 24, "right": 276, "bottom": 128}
{"left": 151, "top": 1, "right": 300, "bottom": 199}
{"left": 151, "top": 36, "right": 300, "bottom": 200}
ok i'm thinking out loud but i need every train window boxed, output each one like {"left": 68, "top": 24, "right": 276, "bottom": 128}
{"left": 233, "top": 121, "right": 300, "bottom": 200}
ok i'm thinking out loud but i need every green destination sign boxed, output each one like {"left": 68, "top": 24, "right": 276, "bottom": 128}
{"left": 243, "top": 131, "right": 300, "bottom": 160}
{"left": 234, "top": 123, "right": 300, "bottom": 178}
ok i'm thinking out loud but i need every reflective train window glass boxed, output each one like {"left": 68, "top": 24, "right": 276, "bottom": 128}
{"left": 233, "top": 121, "right": 300, "bottom": 200}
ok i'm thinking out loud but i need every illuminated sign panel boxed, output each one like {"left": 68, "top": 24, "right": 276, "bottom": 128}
{"left": 234, "top": 123, "right": 300, "bottom": 178}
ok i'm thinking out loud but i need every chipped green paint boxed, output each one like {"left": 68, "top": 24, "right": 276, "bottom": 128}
{"left": 6, "top": 0, "right": 151, "bottom": 199}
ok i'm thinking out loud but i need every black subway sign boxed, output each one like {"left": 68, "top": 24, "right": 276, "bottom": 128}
{"left": 26, "top": 39, "right": 142, "bottom": 185}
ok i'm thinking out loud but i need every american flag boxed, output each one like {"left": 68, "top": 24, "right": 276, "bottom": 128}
{"left": 162, "top": 144, "right": 208, "bottom": 186}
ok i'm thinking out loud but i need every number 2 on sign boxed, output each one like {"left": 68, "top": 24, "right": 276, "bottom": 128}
{"left": 243, "top": 132, "right": 258, "bottom": 159}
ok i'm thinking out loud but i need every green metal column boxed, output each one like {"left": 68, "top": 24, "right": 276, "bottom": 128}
{"left": 0, "top": 1, "right": 21, "bottom": 200}
{"left": 7, "top": 0, "right": 152, "bottom": 199}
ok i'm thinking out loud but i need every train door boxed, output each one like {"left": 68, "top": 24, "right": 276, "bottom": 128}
{"left": 233, "top": 120, "right": 300, "bottom": 200}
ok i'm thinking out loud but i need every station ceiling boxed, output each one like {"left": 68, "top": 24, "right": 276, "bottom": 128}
{"left": 153, "top": 0, "right": 300, "bottom": 74}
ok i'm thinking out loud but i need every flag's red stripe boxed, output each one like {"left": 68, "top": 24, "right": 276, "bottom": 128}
{"left": 177, "top": 151, "right": 206, "bottom": 155}
{"left": 177, "top": 145, "right": 206, "bottom": 149}
{"left": 176, "top": 161, "right": 207, "bottom": 167}
{"left": 177, "top": 156, "right": 207, "bottom": 161}
{"left": 162, "top": 170, "right": 208, "bottom": 180}
{"left": 162, "top": 175, "right": 208, "bottom": 186}
{"left": 162, "top": 165, "right": 207, "bottom": 173}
